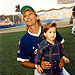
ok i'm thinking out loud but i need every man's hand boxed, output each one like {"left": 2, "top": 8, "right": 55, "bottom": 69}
{"left": 41, "top": 57, "right": 51, "bottom": 69}
{"left": 37, "top": 65, "right": 43, "bottom": 74}
{"left": 59, "top": 58, "right": 64, "bottom": 68}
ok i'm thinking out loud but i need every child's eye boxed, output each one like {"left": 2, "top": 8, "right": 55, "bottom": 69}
{"left": 54, "top": 31, "right": 56, "bottom": 33}
{"left": 49, "top": 32, "right": 51, "bottom": 33}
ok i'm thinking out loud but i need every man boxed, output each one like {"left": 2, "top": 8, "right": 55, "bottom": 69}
{"left": 71, "top": 6, "right": 75, "bottom": 34}
{"left": 17, "top": 5, "right": 69, "bottom": 75}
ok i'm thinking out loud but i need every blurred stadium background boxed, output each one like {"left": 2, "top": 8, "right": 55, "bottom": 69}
{"left": 0, "top": 0, "right": 75, "bottom": 28}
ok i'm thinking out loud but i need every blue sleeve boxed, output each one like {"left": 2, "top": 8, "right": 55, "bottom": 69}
{"left": 56, "top": 31, "right": 63, "bottom": 43}
{"left": 59, "top": 44, "right": 65, "bottom": 58}
{"left": 20, "top": 40, "right": 29, "bottom": 59}
{"left": 17, "top": 39, "right": 29, "bottom": 62}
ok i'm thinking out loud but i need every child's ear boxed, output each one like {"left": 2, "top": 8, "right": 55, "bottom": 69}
{"left": 44, "top": 33, "right": 46, "bottom": 37}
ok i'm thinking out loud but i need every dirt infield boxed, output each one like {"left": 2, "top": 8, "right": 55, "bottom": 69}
{"left": 0, "top": 21, "right": 73, "bottom": 34}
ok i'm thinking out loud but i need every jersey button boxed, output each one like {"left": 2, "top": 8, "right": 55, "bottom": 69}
{"left": 55, "top": 67, "right": 56, "bottom": 69}
{"left": 54, "top": 60, "right": 56, "bottom": 62}
{"left": 54, "top": 53, "right": 55, "bottom": 55}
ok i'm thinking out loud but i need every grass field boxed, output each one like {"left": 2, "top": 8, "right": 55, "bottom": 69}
{"left": 0, "top": 26, "right": 75, "bottom": 75}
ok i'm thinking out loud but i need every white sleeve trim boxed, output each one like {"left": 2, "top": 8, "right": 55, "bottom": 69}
{"left": 19, "top": 41, "right": 21, "bottom": 44}
{"left": 35, "top": 64, "right": 37, "bottom": 69}
{"left": 60, "top": 39, "right": 65, "bottom": 44}
{"left": 17, "top": 57, "right": 29, "bottom": 62}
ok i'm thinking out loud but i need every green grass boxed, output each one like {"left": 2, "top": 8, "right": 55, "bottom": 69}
{"left": 0, "top": 26, "right": 75, "bottom": 75}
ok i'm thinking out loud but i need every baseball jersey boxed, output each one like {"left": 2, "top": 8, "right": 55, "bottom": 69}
{"left": 17, "top": 26, "right": 64, "bottom": 63}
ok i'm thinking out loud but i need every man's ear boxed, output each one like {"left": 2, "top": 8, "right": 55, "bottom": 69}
{"left": 36, "top": 15, "right": 39, "bottom": 20}
{"left": 44, "top": 33, "right": 46, "bottom": 37}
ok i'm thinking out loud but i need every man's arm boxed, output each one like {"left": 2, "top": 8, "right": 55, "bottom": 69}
{"left": 61, "top": 43, "right": 64, "bottom": 49}
{"left": 21, "top": 59, "right": 52, "bottom": 69}
{"left": 21, "top": 61, "right": 36, "bottom": 69}
{"left": 41, "top": 55, "right": 64, "bottom": 69}
{"left": 59, "top": 58, "right": 64, "bottom": 68}
{"left": 20, "top": 59, "right": 52, "bottom": 69}
{"left": 17, "top": 41, "right": 36, "bottom": 69}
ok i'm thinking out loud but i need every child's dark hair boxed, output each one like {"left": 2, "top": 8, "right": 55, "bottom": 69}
{"left": 41, "top": 22, "right": 57, "bottom": 39}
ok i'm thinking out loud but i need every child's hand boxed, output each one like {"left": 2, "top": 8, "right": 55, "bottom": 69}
{"left": 63, "top": 57, "right": 70, "bottom": 63}
{"left": 62, "top": 56, "right": 70, "bottom": 63}
{"left": 37, "top": 65, "right": 43, "bottom": 74}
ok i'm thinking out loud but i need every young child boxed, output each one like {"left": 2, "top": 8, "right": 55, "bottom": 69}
{"left": 35, "top": 22, "right": 70, "bottom": 75}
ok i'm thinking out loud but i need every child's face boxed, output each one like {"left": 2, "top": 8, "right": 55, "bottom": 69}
{"left": 44, "top": 27, "right": 56, "bottom": 42}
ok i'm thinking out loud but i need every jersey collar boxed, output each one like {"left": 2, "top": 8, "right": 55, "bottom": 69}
{"left": 28, "top": 26, "right": 41, "bottom": 37}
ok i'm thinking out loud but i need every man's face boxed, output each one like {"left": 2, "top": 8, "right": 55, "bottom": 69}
{"left": 23, "top": 10, "right": 38, "bottom": 26}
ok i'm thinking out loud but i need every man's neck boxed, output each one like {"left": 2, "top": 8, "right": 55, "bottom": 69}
{"left": 28, "top": 23, "right": 40, "bottom": 34}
